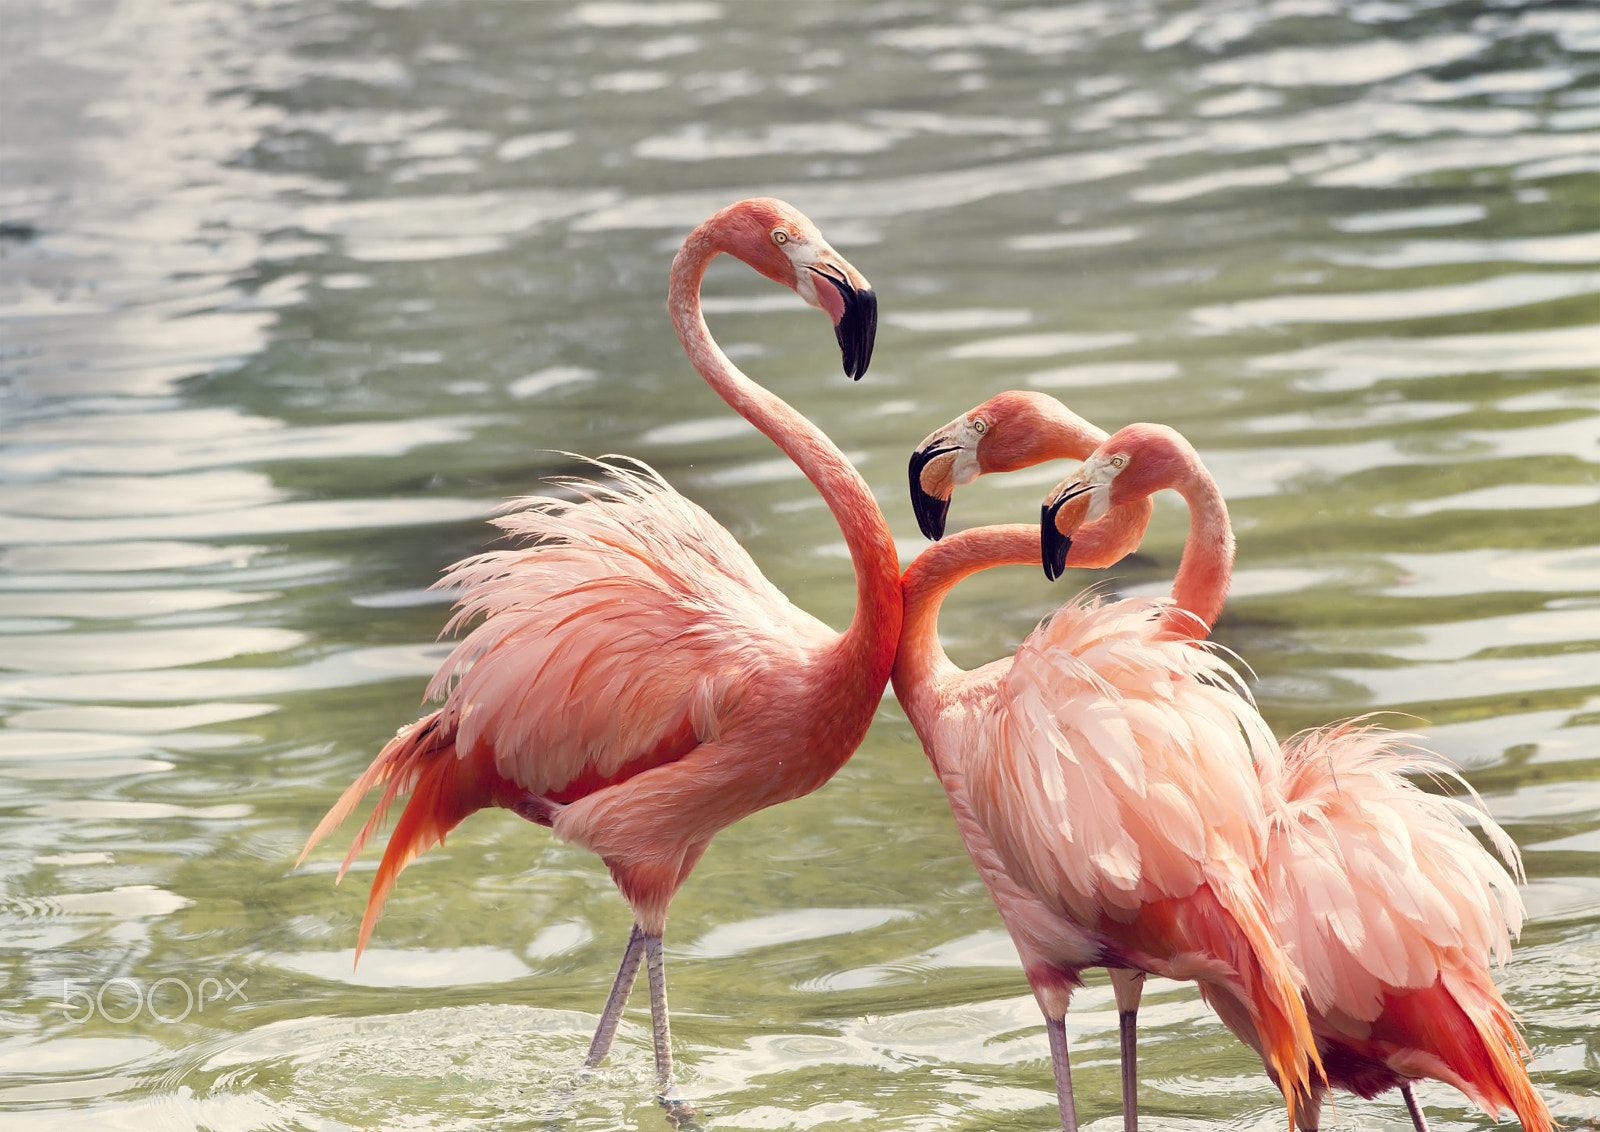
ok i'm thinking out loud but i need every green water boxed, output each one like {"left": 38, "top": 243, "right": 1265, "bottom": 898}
{"left": 2, "top": 0, "right": 1598, "bottom": 1128}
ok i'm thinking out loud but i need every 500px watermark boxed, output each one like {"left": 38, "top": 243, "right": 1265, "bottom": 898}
{"left": 58, "top": 977, "right": 247, "bottom": 1024}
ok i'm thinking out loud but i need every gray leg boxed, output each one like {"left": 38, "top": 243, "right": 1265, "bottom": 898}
{"left": 1045, "top": 1016, "right": 1079, "bottom": 1132}
{"left": 1109, "top": 969, "right": 1146, "bottom": 1132}
{"left": 1120, "top": 1008, "right": 1138, "bottom": 1132}
{"left": 644, "top": 933, "right": 674, "bottom": 1087}
{"left": 644, "top": 933, "right": 696, "bottom": 1125}
{"left": 585, "top": 924, "right": 645, "bottom": 1067}
{"left": 1401, "top": 1082, "right": 1430, "bottom": 1132}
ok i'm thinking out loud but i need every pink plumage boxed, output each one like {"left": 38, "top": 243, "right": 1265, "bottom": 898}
{"left": 299, "top": 199, "right": 899, "bottom": 1095}
{"left": 1256, "top": 721, "right": 1540, "bottom": 1129}
{"left": 1042, "top": 419, "right": 1550, "bottom": 1131}
{"left": 972, "top": 592, "right": 1322, "bottom": 1115}
{"left": 906, "top": 394, "right": 1549, "bottom": 1131}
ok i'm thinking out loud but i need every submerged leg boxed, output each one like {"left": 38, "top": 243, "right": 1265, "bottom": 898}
{"left": 1400, "top": 1082, "right": 1430, "bottom": 1132}
{"left": 1109, "top": 969, "right": 1146, "bottom": 1132}
{"left": 1045, "top": 1017, "right": 1079, "bottom": 1132}
{"left": 586, "top": 924, "right": 646, "bottom": 1066}
{"left": 644, "top": 933, "right": 696, "bottom": 1125}
{"left": 644, "top": 933, "right": 674, "bottom": 1087}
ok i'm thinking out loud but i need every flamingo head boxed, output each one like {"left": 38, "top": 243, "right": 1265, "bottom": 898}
{"left": 715, "top": 198, "right": 877, "bottom": 380}
{"left": 1040, "top": 422, "right": 1189, "bottom": 580}
{"left": 907, "top": 391, "right": 1107, "bottom": 541}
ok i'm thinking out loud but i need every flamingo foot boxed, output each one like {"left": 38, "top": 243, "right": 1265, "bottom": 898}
{"left": 1400, "top": 1082, "right": 1429, "bottom": 1132}
{"left": 1045, "top": 1017, "right": 1079, "bottom": 1132}
{"left": 659, "top": 1091, "right": 697, "bottom": 1128}
{"left": 585, "top": 924, "right": 645, "bottom": 1067}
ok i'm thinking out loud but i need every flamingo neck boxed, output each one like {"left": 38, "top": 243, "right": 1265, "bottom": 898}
{"left": 895, "top": 506, "right": 1151, "bottom": 726}
{"left": 1034, "top": 411, "right": 1108, "bottom": 464}
{"left": 894, "top": 525, "right": 1037, "bottom": 727}
{"left": 669, "top": 224, "right": 901, "bottom": 685}
{"left": 981, "top": 404, "right": 1106, "bottom": 474}
{"left": 1164, "top": 465, "right": 1233, "bottom": 638}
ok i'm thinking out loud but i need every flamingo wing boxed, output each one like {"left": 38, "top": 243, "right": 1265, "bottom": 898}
{"left": 299, "top": 458, "right": 834, "bottom": 953}
{"left": 1265, "top": 721, "right": 1525, "bottom": 1022}
{"left": 431, "top": 457, "right": 832, "bottom": 798}
{"left": 971, "top": 594, "right": 1280, "bottom": 926}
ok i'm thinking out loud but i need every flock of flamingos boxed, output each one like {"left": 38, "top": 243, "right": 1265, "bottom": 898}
{"left": 298, "top": 198, "right": 1549, "bottom": 1132}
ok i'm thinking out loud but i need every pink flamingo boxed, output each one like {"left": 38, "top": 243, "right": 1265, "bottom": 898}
{"left": 1040, "top": 422, "right": 1549, "bottom": 1132}
{"left": 897, "top": 395, "right": 1322, "bottom": 1130}
{"left": 900, "top": 393, "right": 1155, "bottom": 1131}
{"left": 299, "top": 199, "right": 899, "bottom": 1093}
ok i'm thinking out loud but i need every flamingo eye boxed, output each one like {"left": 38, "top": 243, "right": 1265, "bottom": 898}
{"left": 772, "top": 229, "right": 789, "bottom": 245}
{"left": 1110, "top": 455, "right": 1127, "bottom": 469}
{"left": 972, "top": 418, "right": 987, "bottom": 434}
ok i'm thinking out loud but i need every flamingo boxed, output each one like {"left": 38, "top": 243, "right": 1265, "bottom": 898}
{"left": 902, "top": 392, "right": 1153, "bottom": 1130}
{"left": 298, "top": 198, "right": 900, "bottom": 1095}
{"left": 1040, "top": 422, "right": 1549, "bottom": 1132}
{"left": 896, "top": 399, "right": 1323, "bottom": 1130}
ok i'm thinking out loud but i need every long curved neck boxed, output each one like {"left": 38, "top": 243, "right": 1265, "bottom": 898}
{"left": 895, "top": 524, "right": 1037, "bottom": 721}
{"left": 1165, "top": 469, "right": 1233, "bottom": 638}
{"left": 669, "top": 226, "right": 900, "bottom": 675}
{"left": 896, "top": 504, "right": 1150, "bottom": 716}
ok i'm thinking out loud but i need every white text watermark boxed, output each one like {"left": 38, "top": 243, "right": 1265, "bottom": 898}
{"left": 59, "top": 977, "right": 247, "bottom": 1024}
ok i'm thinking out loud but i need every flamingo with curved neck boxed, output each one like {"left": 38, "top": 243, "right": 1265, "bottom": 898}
{"left": 895, "top": 401, "right": 1320, "bottom": 1131}
{"left": 301, "top": 199, "right": 901, "bottom": 1097}
{"left": 906, "top": 390, "right": 1153, "bottom": 544}
{"left": 1040, "top": 424, "right": 1548, "bottom": 1132}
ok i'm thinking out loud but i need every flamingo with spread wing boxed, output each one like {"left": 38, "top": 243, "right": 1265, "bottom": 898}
{"left": 300, "top": 199, "right": 899, "bottom": 1095}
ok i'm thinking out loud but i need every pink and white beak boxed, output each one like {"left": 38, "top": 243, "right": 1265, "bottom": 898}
{"left": 1040, "top": 469, "right": 1111, "bottom": 581}
{"left": 906, "top": 413, "right": 986, "bottom": 540}
{"left": 790, "top": 242, "right": 877, "bottom": 381}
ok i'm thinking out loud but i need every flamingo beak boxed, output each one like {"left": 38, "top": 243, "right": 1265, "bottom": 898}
{"left": 810, "top": 267, "right": 877, "bottom": 380}
{"left": 907, "top": 443, "right": 959, "bottom": 540}
{"left": 1040, "top": 484, "right": 1093, "bottom": 581}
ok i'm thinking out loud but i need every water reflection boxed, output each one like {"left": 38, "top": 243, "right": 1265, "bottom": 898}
{"left": 4, "top": 0, "right": 1599, "bottom": 1126}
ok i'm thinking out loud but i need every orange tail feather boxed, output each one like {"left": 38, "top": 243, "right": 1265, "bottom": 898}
{"left": 1111, "top": 880, "right": 1323, "bottom": 1126}
{"left": 298, "top": 712, "right": 525, "bottom": 963}
{"left": 1378, "top": 972, "right": 1551, "bottom": 1132}
{"left": 1202, "top": 865, "right": 1324, "bottom": 1126}
{"left": 297, "top": 713, "right": 448, "bottom": 869}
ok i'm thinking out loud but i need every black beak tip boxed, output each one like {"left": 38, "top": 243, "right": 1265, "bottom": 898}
{"left": 913, "top": 489, "right": 950, "bottom": 541}
{"left": 828, "top": 280, "right": 877, "bottom": 381}
{"left": 1040, "top": 499, "right": 1071, "bottom": 582}
{"left": 908, "top": 446, "right": 954, "bottom": 541}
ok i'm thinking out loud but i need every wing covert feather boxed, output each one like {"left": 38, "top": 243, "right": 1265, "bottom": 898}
{"left": 425, "top": 459, "right": 831, "bottom": 796}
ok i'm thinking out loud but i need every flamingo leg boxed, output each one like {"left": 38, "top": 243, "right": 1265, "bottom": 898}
{"left": 644, "top": 933, "right": 696, "bottom": 1125}
{"left": 1119, "top": 1008, "right": 1138, "bottom": 1132}
{"left": 1045, "top": 1017, "right": 1079, "bottom": 1132}
{"left": 585, "top": 924, "right": 646, "bottom": 1067}
{"left": 1109, "top": 968, "right": 1146, "bottom": 1132}
{"left": 644, "top": 933, "right": 674, "bottom": 1086}
{"left": 1400, "top": 1082, "right": 1430, "bottom": 1132}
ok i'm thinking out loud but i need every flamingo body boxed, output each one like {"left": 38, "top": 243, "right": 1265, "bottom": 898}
{"left": 307, "top": 460, "right": 851, "bottom": 944}
{"left": 896, "top": 524, "right": 1319, "bottom": 1129}
{"left": 301, "top": 199, "right": 897, "bottom": 1092}
{"left": 1043, "top": 422, "right": 1548, "bottom": 1131}
{"left": 965, "top": 590, "right": 1320, "bottom": 1113}
{"left": 1255, "top": 721, "right": 1540, "bottom": 1128}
